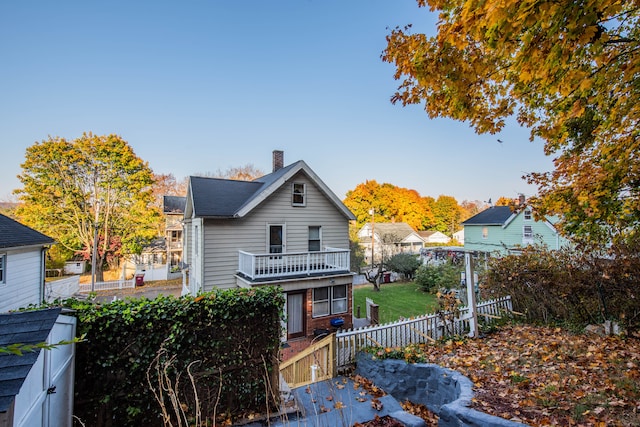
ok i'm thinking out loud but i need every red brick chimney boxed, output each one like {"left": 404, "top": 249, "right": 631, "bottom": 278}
{"left": 273, "top": 150, "right": 284, "bottom": 172}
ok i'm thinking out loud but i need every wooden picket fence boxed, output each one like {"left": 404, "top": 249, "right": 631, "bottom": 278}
{"left": 78, "top": 278, "right": 135, "bottom": 293}
{"left": 335, "top": 296, "right": 512, "bottom": 369}
{"left": 279, "top": 333, "right": 335, "bottom": 388}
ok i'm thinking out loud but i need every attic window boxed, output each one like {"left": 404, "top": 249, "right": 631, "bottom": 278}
{"left": 524, "top": 210, "right": 532, "bottom": 221}
{"left": 0, "top": 254, "right": 5, "bottom": 284}
{"left": 292, "top": 183, "right": 306, "bottom": 206}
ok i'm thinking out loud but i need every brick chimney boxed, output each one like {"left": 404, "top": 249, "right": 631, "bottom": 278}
{"left": 273, "top": 150, "right": 284, "bottom": 172}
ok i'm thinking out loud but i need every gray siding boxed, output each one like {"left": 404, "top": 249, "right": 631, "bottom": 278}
{"left": 201, "top": 173, "right": 350, "bottom": 291}
{"left": 0, "top": 248, "right": 44, "bottom": 312}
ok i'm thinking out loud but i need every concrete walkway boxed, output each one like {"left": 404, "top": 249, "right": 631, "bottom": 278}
{"left": 267, "top": 376, "right": 422, "bottom": 427}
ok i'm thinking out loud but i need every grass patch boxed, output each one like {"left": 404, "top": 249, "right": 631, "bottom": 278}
{"left": 353, "top": 281, "right": 438, "bottom": 324}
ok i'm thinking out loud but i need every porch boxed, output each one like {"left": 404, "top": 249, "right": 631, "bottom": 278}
{"left": 237, "top": 247, "right": 350, "bottom": 281}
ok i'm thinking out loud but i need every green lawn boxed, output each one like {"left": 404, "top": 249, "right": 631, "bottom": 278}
{"left": 352, "top": 281, "right": 438, "bottom": 324}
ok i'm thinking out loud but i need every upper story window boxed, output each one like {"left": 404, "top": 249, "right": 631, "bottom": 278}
{"left": 292, "top": 183, "right": 306, "bottom": 206}
{"left": 523, "top": 225, "right": 533, "bottom": 242}
{"left": 0, "top": 254, "right": 6, "bottom": 284}
{"left": 524, "top": 210, "right": 532, "bottom": 221}
{"left": 482, "top": 227, "right": 488, "bottom": 239}
{"left": 309, "top": 226, "right": 321, "bottom": 252}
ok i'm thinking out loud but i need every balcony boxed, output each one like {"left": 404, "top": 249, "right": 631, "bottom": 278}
{"left": 238, "top": 247, "right": 350, "bottom": 281}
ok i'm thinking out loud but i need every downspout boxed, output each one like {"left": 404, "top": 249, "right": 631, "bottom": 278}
{"left": 40, "top": 246, "right": 48, "bottom": 304}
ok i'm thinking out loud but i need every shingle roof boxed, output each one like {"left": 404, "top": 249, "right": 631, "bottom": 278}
{"left": 0, "top": 214, "right": 55, "bottom": 250}
{"left": 163, "top": 196, "right": 186, "bottom": 214}
{"left": 189, "top": 177, "right": 264, "bottom": 217}
{"left": 188, "top": 161, "right": 355, "bottom": 220}
{"left": 461, "top": 206, "right": 513, "bottom": 226}
{"left": 365, "top": 222, "right": 420, "bottom": 241}
{"left": 0, "top": 308, "right": 61, "bottom": 412}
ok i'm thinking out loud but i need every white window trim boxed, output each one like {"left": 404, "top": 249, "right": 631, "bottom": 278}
{"left": 309, "top": 226, "right": 322, "bottom": 252}
{"left": 524, "top": 210, "right": 532, "bottom": 221}
{"left": 292, "top": 182, "right": 306, "bottom": 207}
{"left": 266, "top": 223, "right": 286, "bottom": 254}
{"left": 313, "top": 285, "right": 348, "bottom": 317}
{"left": 523, "top": 225, "right": 534, "bottom": 240}
{"left": 312, "top": 287, "right": 329, "bottom": 317}
{"left": 331, "top": 284, "right": 348, "bottom": 315}
{"left": 0, "top": 253, "right": 6, "bottom": 285}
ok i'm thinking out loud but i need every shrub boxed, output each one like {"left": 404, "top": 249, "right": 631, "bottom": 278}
{"left": 385, "top": 253, "right": 422, "bottom": 280}
{"left": 415, "top": 261, "right": 462, "bottom": 293}
{"left": 64, "top": 286, "right": 284, "bottom": 426}
{"left": 482, "top": 241, "right": 640, "bottom": 332}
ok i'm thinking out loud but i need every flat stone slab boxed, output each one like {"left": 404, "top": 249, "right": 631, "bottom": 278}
{"left": 269, "top": 377, "right": 412, "bottom": 427}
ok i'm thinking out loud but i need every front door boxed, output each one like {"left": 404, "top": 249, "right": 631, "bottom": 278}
{"left": 269, "top": 224, "right": 284, "bottom": 254}
{"left": 286, "top": 292, "right": 305, "bottom": 339}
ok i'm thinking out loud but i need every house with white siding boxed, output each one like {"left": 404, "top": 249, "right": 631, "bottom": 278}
{"left": 357, "top": 222, "right": 425, "bottom": 265}
{"left": 0, "top": 214, "right": 76, "bottom": 427}
{"left": 0, "top": 214, "right": 54, "bottom": 312}
{"left": 183, "top": 151, "right": 356, "bottom": 340}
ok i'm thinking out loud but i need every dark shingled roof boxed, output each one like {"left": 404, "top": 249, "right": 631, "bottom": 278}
{"left": 189, "top": 161, "right": 300, "bottom": 218}
{"left": 163, "top": 196, "right": 186, "bottom": 214}
{"left": 0, "top": 308, "right": 61, "bottom": 412}
{"left": 0, "top": 214, "right": 55, "bottom": 249}
{"left": 461, "top": 206, "right": 513, "bottom": 226}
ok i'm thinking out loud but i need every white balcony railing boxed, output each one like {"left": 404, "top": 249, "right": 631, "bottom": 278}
{"left": 238, "top": 247, "right": 350, "bottom": 281}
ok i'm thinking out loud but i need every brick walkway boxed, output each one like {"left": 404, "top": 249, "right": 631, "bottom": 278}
{"left": 280, "top": 337, "right": 314, "bottom": 362}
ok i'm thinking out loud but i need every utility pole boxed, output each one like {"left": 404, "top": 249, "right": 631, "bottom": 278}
{"left": 369, "top": 208, "right": 375, "bottom": 268}
{"left": 91, "top": 199, "right": 100, "bottom": 292}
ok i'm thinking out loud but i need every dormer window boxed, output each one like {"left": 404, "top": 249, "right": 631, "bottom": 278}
{"left": 524, "top": 209, "right": 532, "bottom": 221}
{"left": 292, "top": 183, "right": 306, "bottom": 206}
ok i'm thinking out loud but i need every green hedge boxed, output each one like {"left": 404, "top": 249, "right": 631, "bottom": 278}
{"left": 64, "top": 286, "right": 284, "bottom": 426}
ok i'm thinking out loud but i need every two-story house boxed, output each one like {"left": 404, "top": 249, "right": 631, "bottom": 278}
{"left": 461, "top": 205, "right": 568, "bottom": 255}
{"left": 183, "top": 152, "right": 356, "bottom": 340}
{"left": 357, "top": 222, "right": 425, "bottom": 265}
{"left": 163, "top": 195, "right": 186, "bottom": 272}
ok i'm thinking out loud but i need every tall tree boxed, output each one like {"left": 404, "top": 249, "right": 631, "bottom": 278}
{"left": 15, "top": 133, "right": 159, "bottom": 280}
{"left": 343, "top": 180, "right": 435, "bottom": 230}
{"left": 193, "top": 164, "right": 265, "bottom": 181}
{"left": 431, "top": 195, "right": 463, "bottom": 235}
{"left": 383, "top": 0, "right": 640, "bottom": 243}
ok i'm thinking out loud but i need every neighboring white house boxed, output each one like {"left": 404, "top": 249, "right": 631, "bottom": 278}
{"left": 0, "top": 214, "right": 55, "bottom": 312}
{"left": 417, "top": 230, "right": 451, "bottom": 245}
{"left": 358, "top": 222, "right": 425, "bottom": 265}
{"left": 0, "top": 214, "right": 76, "bottom": 427}
{"left": 183, "top": 151, "right": 356, "bottom": 340}
{"left": 453, "top": 229, "right": 464, "bottom": 244}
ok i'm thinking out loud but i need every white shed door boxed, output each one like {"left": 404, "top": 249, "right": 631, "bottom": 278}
{"left": 14, "top": 314, "right": 76, "bottom": 427}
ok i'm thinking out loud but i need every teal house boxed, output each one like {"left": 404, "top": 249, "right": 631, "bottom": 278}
{"left": 461, "top": 205, "right": 569, "bottom": 255}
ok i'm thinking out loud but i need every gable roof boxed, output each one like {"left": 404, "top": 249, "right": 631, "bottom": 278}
{"left": 163, "top": 196, "right": 186, "bottom": 214}
{"left": 0, "top": 308, "right": 61, "bottom": 412}
{"left": 187, "top": 160, "right": 355, "bottom": 220}
{"left": 0, "top": 214, "right": 55, "bottom": 250}
{"left": 461, "top": 206, "right": 513, "bottom": 226}
{"left": 364, "top": 222, "right": 423, "bottom": 242}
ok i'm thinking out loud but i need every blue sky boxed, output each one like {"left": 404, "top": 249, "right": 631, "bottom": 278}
{"left": 0, "top": 0, "right": 553, "bottom": 203}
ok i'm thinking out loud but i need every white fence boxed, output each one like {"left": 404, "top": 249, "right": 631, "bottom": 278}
{"left": 336, "top": 296, "right": 512, "bottom": 368}
{"left": 45, "top": 276, "right": 81, "bottom": 302}
{"left": 78, "top": 278, "right": 135, "bottom": 293}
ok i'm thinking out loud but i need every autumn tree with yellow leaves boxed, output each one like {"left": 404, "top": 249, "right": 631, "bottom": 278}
{"left": 383, "top": 0, "right": 640, "bottom": 244}
{"left": 15, "top": 134, "right": 159, "bottom": 280}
